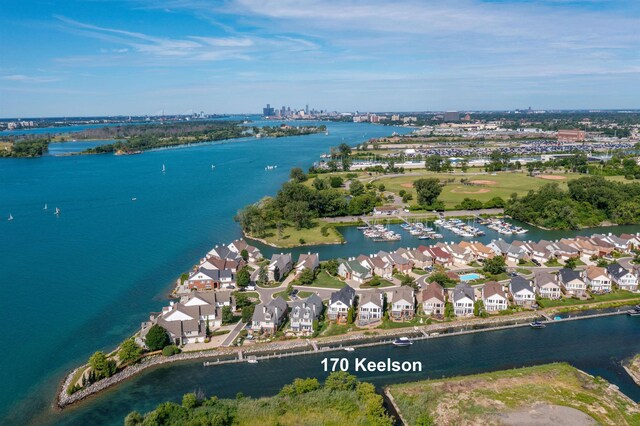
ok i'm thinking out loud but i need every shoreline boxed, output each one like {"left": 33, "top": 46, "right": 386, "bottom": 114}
{"left": 55, "top": 304, "right": 635, "bottom": 411}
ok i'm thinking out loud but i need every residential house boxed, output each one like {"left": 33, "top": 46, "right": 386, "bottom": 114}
{"left": 398, "top": 248, "right": 432, "bottom": 269}
{"left": 534, "top": 271, "right": 562, "bottom": 299}
{"left": 606, "top": 264, "right": 638, "bottom": 291}
{"left": 437, "top": 243, "right": 475, "bottom": 266}
{"left": 207, "top": 245, "right": 242, "bottom": 262}
{"left": 187, "top": 267, "right": 234, "bottom": 290}
{"left": 251, "top": 297, "right": 288, "bottom": 334}
{"left": 390, "top": 286, "right": 415, "bottom": 320}
{"left": 338, "top": 258, "right": 373, "bottom": 283}
{"left": 458, "top": 241, "right": 494, "bottom": 261}
{"left": 200, "top": 256, "right": 244, "bottom": 273}
{"left": 358, "top": 254, "right": 392, "bottom": 278}
{"left": 487, "top": 240, "right": 528, "bottom": 263}
{"left": 620, "top": 233, "right": 640, "bottom": 250}
{"left": 421, "top": 282, "right": 445, "bottom": 316}
{"left": 557, "top": 268, "right": 587, "bottom": 296}
{"left": 295, "top": 252, "right": 320, "bottom": 277}
{"left": 584, "top": 266, "right": 612, "bottom": 293}
{"left": 386, "top": 252, "right": 414, "bottom": 274}
{"left": 327, "top": 285, "right": 356, "bottom": 321}
{"left": 452, "top": 283, "right": 475, "bottom": 316}
{"left": 358, "top": 290, "right": 384, "bottom": 325}
{"left": 482, "top": 281, "right": 508, "bottom": 312}
{"left": 228, "top": 239, "right": 263, "bottom": 262}
{"left": 527, "top": 241, "right": 553, "bottom": 264}
{"left": 289, "top": 293, "right": 323, "bottom": 334}
{"left": 268, "top": 253, "right": 293, "bottom": 282}
{"left": 564, "top": 238, "right": 599, "bottom": 258}
{"left": 422, "top": 246, "right": 453, "bottom": 266}
{"left": 509, "top": 276, "right": 536, "bottom": 307}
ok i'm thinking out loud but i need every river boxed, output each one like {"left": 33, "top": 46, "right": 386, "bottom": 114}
{"left": 1, "top": 118, "right": 639, "bottom": 425}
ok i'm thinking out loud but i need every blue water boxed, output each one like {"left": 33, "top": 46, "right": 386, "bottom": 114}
{"left": 460, "top": 273, "right": 483, "bottom": 281}
{"left": 0, "top": 120, "right": 411, "bottom": 424}
{"left": 47, "top": 140, "right": 114, "bottom": 155}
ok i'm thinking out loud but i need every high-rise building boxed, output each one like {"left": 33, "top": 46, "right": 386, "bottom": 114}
{"left": 262, "top": 104, "right": 275, "bottom": 116}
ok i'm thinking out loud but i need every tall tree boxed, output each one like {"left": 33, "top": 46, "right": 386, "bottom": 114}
{"left": 414, "top": 178, "right": 442, "bottom": 206}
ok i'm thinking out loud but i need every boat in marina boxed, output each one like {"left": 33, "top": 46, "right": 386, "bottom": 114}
{"left": 344, "top": 347, "right": 355, "bottom": 352}
{"left": 392, "top": 337, "right": 413, "bottom": 346}
{"left": 8, "top": 213, "right": 13, "bottom": 221}
{"left": 43, "top": 204, "right": 48, "bottom": 210}
{"left": 54, "top": 207, "right": 60, "bottom": 215}
{"left": 627, "top": 305, "right": 640, "bottom": 316}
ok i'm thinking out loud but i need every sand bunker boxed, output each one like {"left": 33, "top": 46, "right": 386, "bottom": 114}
{"left": 538, "top": 175, "right": 566, "bottom": 180}
{"left": 451, "top": 187, "right": 491, "bottom": 194}
{"left": 469, "top": 180, "right": 498, "bottom": 185}
{"left": 400, "top": 183, "right": 414, "bottom": 188}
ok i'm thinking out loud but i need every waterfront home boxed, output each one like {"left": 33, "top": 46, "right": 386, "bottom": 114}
{"left": 228, "top": 239, "right": 263, "bottom": 262}
{"left": 548, "top": 241, "right": 580, "bottom": 261}
{"left": 251, "top": 297, "right": 288, "bottom": 335}
{"left": 268, "top": 253, "right": 293, "bottom": 282}
{"left": 144, "top": 291, "right": 233, "bottom": 346}
{"left": 421, "top": 282, "right": 445, "bottom": 316}
{"left": 358, "top": 290, "right": 384, "bottom": 325}
{"left": 584, "top": 266, "right": 612, "bottom": 293}
{"left": 563, "top": 238, "right": 599, "bottom": 258}
{"left": 458, "top": 241, "right": 494, "bottom": 261}
{"left": 200, "top": 256, "right": 244, "bottom": 273}
{"left": 421, "top": 246, "right": 453, "bottom": 266}
{"left": 207, "top": 245, "right": 242, "bottom": 262}
{"left": 557, "top": 268, "right": 587, "bottom": 296}
{"left": 487, "top": 240, "right": 527, "bottom": 263}
{"left": 357, "top": 254, "right": 392, "bottom": 278}
{"left": 593, "top": 234, "right": 629, "bottom": 252}
{"left": 534, "top": 271, "right": 562, "bottom": 300}
{"left": 581, "top": 236, "right": 614, "bottom": 257}
{"left": 620, "top": 233, "right": 640, "bottom": 250}
{"left": 452, "top": 283, "right": 475, "bottom": 316}
{"left": 436, "top": 243, "right": 475, "bottom": 266}
{"left": 606, "top": 264, "right": 638, "bottom": 291}
{"left": 295, "top": 252, "right": 320, "bottom": 277}
{"left": 373, "top": 205, "right": 400, "bottom": 215}
{"left": 289, "top": 293, "right": 323, "bottom": 334}
{"left": 387, "top": 252, "right": 414, "bottom": 274}
{"left": 338, "top": 258, "right": 373, "bottom": 283}
{"left": 390, "top": 286, "right": 415, "bottom": 320}
{"left": 397, "top": 247, "right": 432, "bottom": 269}
{"left": 327, "top": 285, "right": 356, "bottom": 322}
{"left": 527, "top": 241, "right": 553, "bottom": 264}
{"left": 509, "top": 276, "right": 536, "bottom": 307}
{"left": 482, "top": 281, "right": 508, "bottom": 312}
{"left": 187, "top": 267, "right": 235, "bottom": 290}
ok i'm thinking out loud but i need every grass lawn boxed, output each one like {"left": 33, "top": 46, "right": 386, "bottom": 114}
{"left": 515, "top": 268, "right": 533, "bottom": 275}
{"left": 387, "top": 363, "right": 640, "bottom": 426}
{"left": 360, "top": 279, "right": 395, "bottom": 289}
{"left": 297, "top": 291, "right": 314, "bottom": 298}
{"left": 305, "top": 271, "right": 346, "bottom": 289}
{"left": 412, "top": 268, "right": 428, "bottom": 275}
{"left": 273, "top": 290, "right": 291, "bottom": 301}
{"left": 377, "top": 317, "right": 419, "bottom": 329}
{"left": 538, "top": 291, "right": 640, "bottom": 308}
{"left": 373, "top": 171, "right": 621, "bottom": 209}
{"left": 322, "top": 323, "right": 359, "bottom": 337}
{"left": 251, "top": 220, "right": 344, "bottom": 248}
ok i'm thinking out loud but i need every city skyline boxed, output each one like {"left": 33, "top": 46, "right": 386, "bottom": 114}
{"left": 2, "top": 0, "right": 640, "bottom": 117}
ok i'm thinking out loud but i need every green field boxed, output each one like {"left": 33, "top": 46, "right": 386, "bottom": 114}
{"left": 387, "top": 363, "right": 640, "bottom": 426}
{"left": 538, "top": 291, "right": 640, "bottom": 308}
{"left": 251, "top": 220, "right": 344, "bottom": 248}
{"left": 303, "top": 271, "right": 346, "bottom": 290}
{"left": 373, "top": 171, "right": 624, "bottom": 209}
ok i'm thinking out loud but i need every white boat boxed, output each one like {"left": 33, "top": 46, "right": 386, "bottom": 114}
{"left": 344, "top": 347, "right": 355, "bottom": 352}
{"left": 162, "top": 164, "right": 166, "bottom": 173}
{"left": 43, "top": 203, "right": 48, "bottom": 210}
{"left": 392, "top": 337, "right": 413, "bottom": 347}
{"left": 247, "top": 356, "right": 258, "bottom": 364}
{"left": 211, "top": 164, "right": 215, "bottom": 170}
{"left": 8, "top": 214, "right": 13, "bottom": 221}
{"left": 131, "top": 197, "right": 137, "bottom": 201}
{"left": 54, "top": 208, "right": 60, "bottom": 215}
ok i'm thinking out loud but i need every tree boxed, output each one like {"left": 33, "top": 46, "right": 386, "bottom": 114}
{"left": 236, "top": 267, "right": 251, "bottom": 288}
{"left": 414, "top": 178, "right": 442, "bottom": 206}
{"left": 88, "top": 351, "right": 116, "bottom": 380}
{"left": 324, "top": 371, "right": 358, "bottom": 391}
{"left": 145, "top": 324, "right": 170, "bottom": 351}
{"left": 182, "top": 393, "right": 199, "bottom": 409}
{"left": 425, "top": 154, "right": 445, "bottom": 172}
{"left": 337, "top": 142, "right": 352, "bottom": 157}
{"left": 483, "top": 255, "right": 507, "bottom": 275}
{"left": 258, "top": 266, "right": 268, "bottom": 286}
{"left": 124, "top": 411, "right": 143, "bottom": 426}
{"left": 289, "top": 167, "right": 307, "bottom": 182}
{"left": 324, "top": 259, "right": 339, "bottom": 276}
{"left": 313, "top": 177, "right": 328, "bottom": 190}
{"left": 240, "top": 249, "right": 249, "bottom": 261}
{"left": 329, "top": 176, "right": 344, "bottom": 188}
{"left": 349, "top": 180, "right": 365, "bottom": 196}
{"left": 378, "top": 184, "right": 386, "bottom": 192}
{"left": 347, "top": 307, "right": 355, "bottom": 324}
{"left": 241, "top": 304, "right": 255, "bottom": 322}
{"left": 118, "top": 338, "right": 142, "bottom": 365}
{"left": 428, "top": 271, "right": 456, "bottom": 287}
{"left": 564, "top": 257, "right": 578, "bottom": 269}
{"left": 444, "top": 302, "right": 454, "bottom": 319}
{"left": 222, "top": 306, "right": 234, "bottom": 324}
{"left": 299, "top": 267, "right": 315, "bottom": 285}
{"left": 368, "top": 276, "right": 381, "bottom": 286}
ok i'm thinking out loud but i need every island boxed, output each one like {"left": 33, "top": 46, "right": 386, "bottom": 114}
{"left": 387, "top": 363, "right": 640, "bottom": 425}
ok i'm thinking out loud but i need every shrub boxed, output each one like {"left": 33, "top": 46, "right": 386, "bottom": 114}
{"left": 146, "top": 324, "right": 170, "bottom": 351}
{"left": 162, "top": 345, "right": 181, "bottom": 356}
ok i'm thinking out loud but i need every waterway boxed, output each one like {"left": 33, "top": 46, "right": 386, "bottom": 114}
{"left": 2, "top": 118, "right": 639, "bottom": 424}
{"left": 51, "top": 314, "right": 640, "bottom": 425}
{"left": 0, "top": 119, "right": 410, "bottom": 424}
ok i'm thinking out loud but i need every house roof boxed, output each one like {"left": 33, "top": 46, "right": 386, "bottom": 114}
{"left": 329, "top": 285, "right": 356, "bottom": 306}
{"left": 558, "top": 268, "right": 582, "bottom": 284}
{"left": 585, "top": 266, "right": 607, "bottom": 280}
{"left": 297, "top": 253, "right": 319, "bottom": 269}
{"left": 391, "top": 286, "right": 414, "bottom": 305}
{"left": 359, "top": 290, "right": 383, "bottom": 308}
{"left": 290, "top": 293, "right": 323, "bottom": 320}
{"left": 534, "top": 271, "right": 556, "bottom": 288}
{"left": 270, "top": 253, "right": 292, "bottom": 270}
{"left": 252, "top": 296, "right": 288, "bottom": 323}
{"left": 483, "top": 281, "right": 505, "bottom": 299}
{"left": 606, "top": 264, "right": 633, "bottom": 281}
{"left": 421, "top": 282, "right": 445, "bottom": 303}
{"left": 510, "top": 275, "right": 534, "bottom": 294}
{"left": 452, "top": 283, "right": 475, "bottom": 302}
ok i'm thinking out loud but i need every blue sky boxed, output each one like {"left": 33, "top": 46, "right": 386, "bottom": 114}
{"left": 1, "top": 0, "right": 639, "bottom": 117}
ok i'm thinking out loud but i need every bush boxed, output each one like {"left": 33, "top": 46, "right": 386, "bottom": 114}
{"left": 118, "top": 338, "right": 143, "bottom": 365}
{"left": 162, "top": 345, "right": 181, "bottom": 356}
{"left": 145, "top": 324, "right": 170, "bottom": 351}
{"left": 88, "top": 351, "right": 117, "bottom": 380}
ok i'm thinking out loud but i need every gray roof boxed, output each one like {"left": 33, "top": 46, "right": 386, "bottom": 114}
{"left": 329, "top": 285, "right": 356, "bottom": 307}
{"left": 510, "top": 275, "right": 534, "bottom": 293}
{"left": 290, "top": 293, "right": 323, "bottom": 321}
{"left": 270, "top": 253, "right": 292, "bottom": 270}
{"left": 452, "top": 283, "right": 475, "bottom": 302}
{"left": 558, "top": 268, "right": 582, "bottom": 284}
{"left": 391, "top": 286, "right": 415, "bottom": 305}
{"left": 252, "top": 296, "right": 288, "bottom": 323}
{"left": 607, "top": 264, "right": 633, "bottom": 281}
{"left": 534, "top": 271, "right": 556, "bottom": 288}
{"left": 359, "top": 290, "right": 383, "bottom": 308}
{"left": 190, "top": 267, "right": 233, "bottom": 281}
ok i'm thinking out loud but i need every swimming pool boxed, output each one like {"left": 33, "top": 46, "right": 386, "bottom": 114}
{"left": 459, "top": 273, "right": 483, "bottom": 281}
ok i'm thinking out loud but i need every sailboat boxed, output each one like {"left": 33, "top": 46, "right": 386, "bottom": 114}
{"left": 43, "top": 203, "right": 48, "bottom": 211}
{"left": 162, "top": 164, "right": 166, "bottom": 173}
{"left": 8, "top": 213, "right": 13, "bottom": 221}
{"left": 54, "top": 207, "right": 60, "bottom": 215}
{"left": 211, "top": 164, "right": 215, "bottom": 170}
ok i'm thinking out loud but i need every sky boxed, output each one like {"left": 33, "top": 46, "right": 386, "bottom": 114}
{"left": 1, "top": 0, "right": 639, "bottom": 117}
